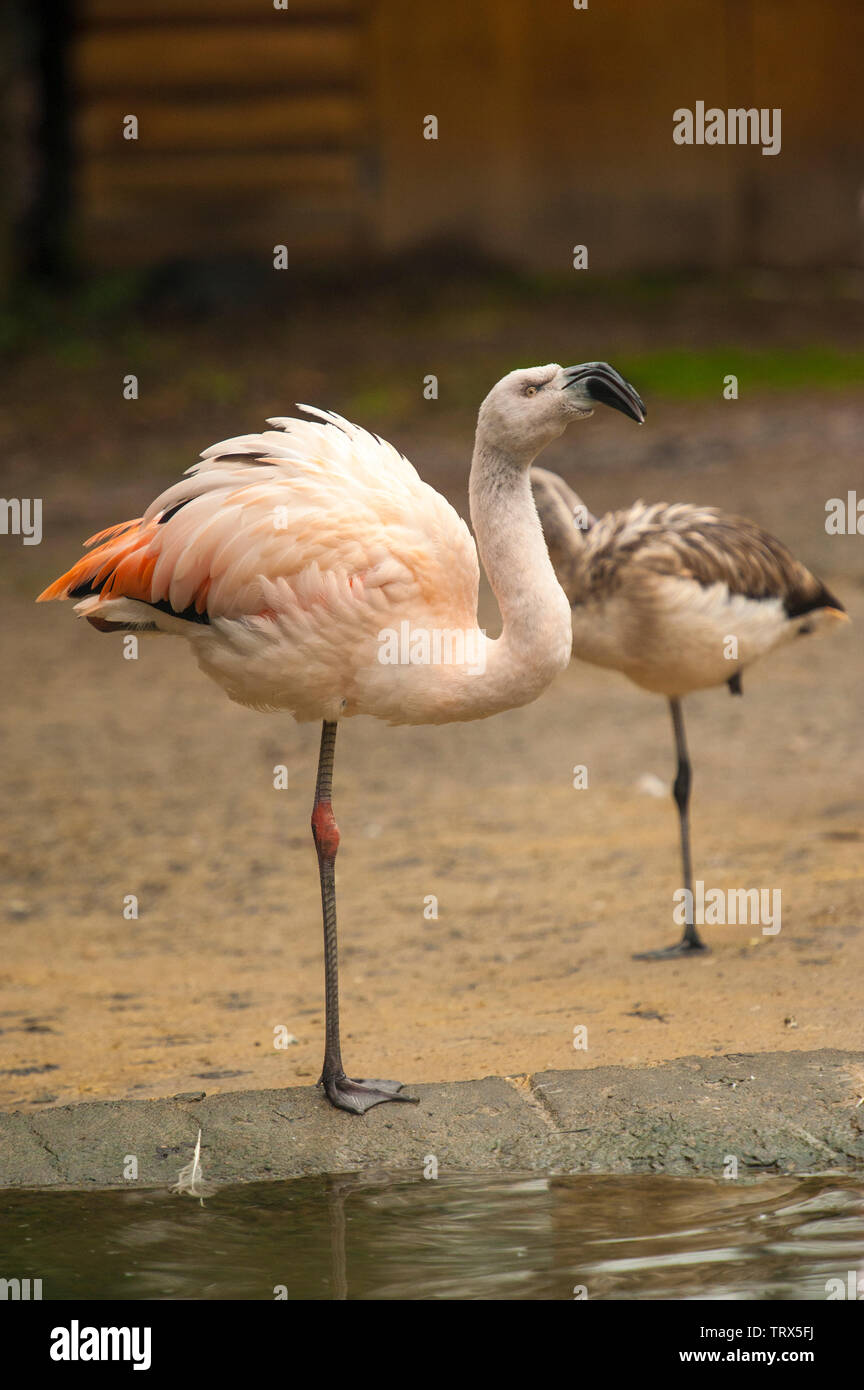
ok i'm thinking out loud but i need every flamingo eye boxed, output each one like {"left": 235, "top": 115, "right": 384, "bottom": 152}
{"left": 524, "top": 385, "right": 538, "bottom": 396}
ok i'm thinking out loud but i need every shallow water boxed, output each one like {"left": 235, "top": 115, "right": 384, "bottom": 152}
{"left": 1, "top": 1173, "right": 863, "bottom": 1301}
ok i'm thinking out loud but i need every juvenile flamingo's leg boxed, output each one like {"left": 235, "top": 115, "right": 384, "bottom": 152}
{"left": 634, "top": 698, "right": 709, "bottom": 960}
{"left": 312, "top": 720, "right": 418, "bottom": 1114}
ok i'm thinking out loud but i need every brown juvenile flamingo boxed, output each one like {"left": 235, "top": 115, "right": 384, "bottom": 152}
{"left": 38, "top": 362, "right": 645, "bottom": 1112}
{"left": 531, "top": 465, "right": 847, "bottom": 960}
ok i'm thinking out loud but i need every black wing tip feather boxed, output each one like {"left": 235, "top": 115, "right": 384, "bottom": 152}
{"left": 69, "top": 575, "right": 210, "bottom": 626}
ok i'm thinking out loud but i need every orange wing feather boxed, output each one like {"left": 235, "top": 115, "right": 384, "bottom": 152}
{"left": 38, "top": 518, "right": 160, "bottom": 605}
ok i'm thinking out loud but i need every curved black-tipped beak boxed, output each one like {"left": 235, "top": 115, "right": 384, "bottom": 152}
{"left": 561, "top": 362, "right": 646, "bottom": 424}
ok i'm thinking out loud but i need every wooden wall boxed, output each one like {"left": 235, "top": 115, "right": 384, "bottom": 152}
{"left": 368, "top": 0, "right": 864, "bottom": 272}
{"left": 73, "top": 0, "right": 372, "bottom": 266}
{"left": 66, "top": 0, "right": 864, "bottom": 273}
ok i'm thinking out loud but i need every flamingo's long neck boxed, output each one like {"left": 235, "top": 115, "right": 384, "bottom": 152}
{"left": 467, "top": 440, "right": 573, "bottom": 715}
{"left": 538, "top": 498, "right": 591, "bottom": 607}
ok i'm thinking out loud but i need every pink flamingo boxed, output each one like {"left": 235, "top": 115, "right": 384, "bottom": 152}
{"left": 38, "top": 362, "right": 645, "bottom": 1113}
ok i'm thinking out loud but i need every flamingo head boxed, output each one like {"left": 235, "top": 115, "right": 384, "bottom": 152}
{"left": 477, "top": 362, "right": 646, "bottom": 457}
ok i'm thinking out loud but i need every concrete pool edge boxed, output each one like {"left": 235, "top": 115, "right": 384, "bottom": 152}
{"left": 1, "top": 1049, "right": 862, "bottom": 1191}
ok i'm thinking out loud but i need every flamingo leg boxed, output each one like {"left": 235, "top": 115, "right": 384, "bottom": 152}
{"left": 312, "top": 720, "right": 418, "bottom": 1113}
{"left": 633, "top": 697, "right": 709, "bottom": 960}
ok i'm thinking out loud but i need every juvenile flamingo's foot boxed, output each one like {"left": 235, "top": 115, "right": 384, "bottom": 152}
{"left": 633, "top": 938, "right": 710, "bottom": 961}
{"left": 320, "top": 1071, "right": 419, "bottom": 1115}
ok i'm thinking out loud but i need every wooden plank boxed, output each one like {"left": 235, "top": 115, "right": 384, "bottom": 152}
{"left": 81, "top": 150, "right": 358, "bottom": 202}
{"left": 76, "top": 93, "right": 364, "bottom": 153}
{"left": 81, "top": 0, "right": 362, "bottom": 22}
{"left": 77, "top": 208, "right": 357, "bottom": 267}
{"left": 74, "top": 26, "right": 360, "bottom": 91}
{"left": 81, "top": 150, "right": 358, "bottom": 199}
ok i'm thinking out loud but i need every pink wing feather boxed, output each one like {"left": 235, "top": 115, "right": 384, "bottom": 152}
{"left": 38, "top": 410, "right": 479, "bottom": 634}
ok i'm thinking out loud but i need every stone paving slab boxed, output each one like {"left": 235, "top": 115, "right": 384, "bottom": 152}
{"left": 532, "top": 1050, "right": 864, "bottom": 1175}
{"left": 0, "top": 1051, "right": 861, "bottom": 1191}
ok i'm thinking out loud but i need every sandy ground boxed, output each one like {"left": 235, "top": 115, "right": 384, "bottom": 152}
{"left": 1, "top": 388, "right": 863, "bottom": 1113}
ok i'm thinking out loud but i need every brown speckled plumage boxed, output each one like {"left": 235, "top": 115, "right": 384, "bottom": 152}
{"left": 531, "top": 464, "right": 849, "bottom": 959}
{"left": 532, "top": 468, "right": 843, "bottom": 622}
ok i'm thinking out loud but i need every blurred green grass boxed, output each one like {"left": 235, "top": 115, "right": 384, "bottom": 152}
{"left": 3, "top": 265, "right": 864, "bottom": 449}
{"left": 342, "top": 347, "right": 864, "bottom": 424}
{"left": 610, "top": 347, "right": 864, "bottom": 397}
